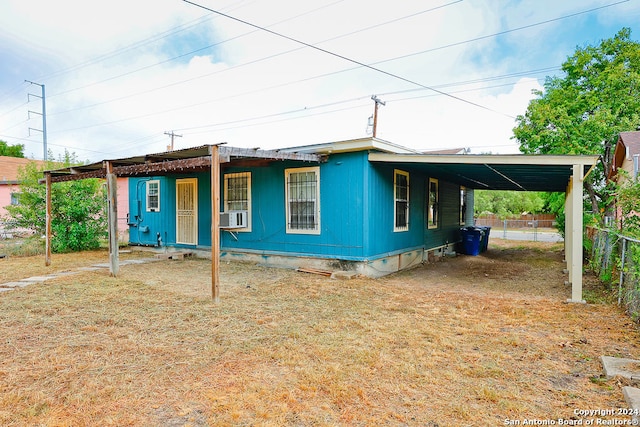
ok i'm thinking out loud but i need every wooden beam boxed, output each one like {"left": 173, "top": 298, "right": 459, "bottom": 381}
{"left": 45, "top": 172, "right": 52, "bottom": 266}
{"left": 105, "top": 161, "right": 119, "bottom": 277}
{"left": 48, "top": 169, "right": 106, "bottom": 183}
{"left": 45, "top": 145, "right": 324, "bottom": 184}
{"left": 219, "top": 146, "right": 322, "bottom": 162}
{"left": 210, "top": 146, "right": 221, "bottom": 303}
{"left": 48, "top": 157, "right": 213, "bottom": 183}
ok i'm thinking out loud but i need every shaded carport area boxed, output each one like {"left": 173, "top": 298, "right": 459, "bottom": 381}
{"left": 41, "top": 144, "right": 323, "bottom": 302}
{"left": 368, "top": 152, "right": 598, "bottom": 303}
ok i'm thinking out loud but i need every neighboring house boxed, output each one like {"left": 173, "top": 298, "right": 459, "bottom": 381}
{"left": 608, "top": 131, "right": 640, "bottom": 226}
{"left": 609, "top": 131, "right": 640, "bottom": 182}
{"left": 0, "top": 155, "right": 129, "bottom": 241}
{"left": 422, "top": 147, "right": 470, "bottom": 155}
{"left": 0, "top": 156, "right": 46, "bottom": 218}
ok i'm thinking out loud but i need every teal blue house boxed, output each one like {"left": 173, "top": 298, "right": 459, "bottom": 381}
{"left": 43, "top": 138, "right": 597, "bottom": 298}
{"left": 127, "top": 138, "right": 474, "bottom": 276}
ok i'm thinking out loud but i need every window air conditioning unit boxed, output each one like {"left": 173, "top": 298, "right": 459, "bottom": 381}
{"left": 220, "top": 210, "right": 248, "bottom": 228}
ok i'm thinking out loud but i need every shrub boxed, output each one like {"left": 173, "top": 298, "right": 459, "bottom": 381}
{"left": 4, "top": 154, "right": 107, "bottom": 253}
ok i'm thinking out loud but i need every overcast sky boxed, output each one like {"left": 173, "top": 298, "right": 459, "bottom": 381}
{"left": 0, "top": 0, "right": 639, "bottom": 162}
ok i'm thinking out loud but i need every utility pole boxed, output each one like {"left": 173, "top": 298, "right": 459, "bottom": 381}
{"left": 164, "top": 131, "right": 182, "bottom": 151}
{"left": 25, "top": 80, "right": 47, "bottom": 160}
{"left": 371, "top": 95, "right": 385, "bottom": 138}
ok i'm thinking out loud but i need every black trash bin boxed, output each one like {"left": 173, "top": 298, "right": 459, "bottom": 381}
{"left": 479, "top": 226, "right": 491, "bottom": 252}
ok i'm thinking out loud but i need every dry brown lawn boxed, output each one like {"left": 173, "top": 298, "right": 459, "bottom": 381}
{"left": 0, "top": 239, "right": 639, "bottom": 426}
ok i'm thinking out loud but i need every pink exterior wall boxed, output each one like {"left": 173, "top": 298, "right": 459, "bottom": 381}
{"left": 0, "top": 183, "right": 16, "bottom": 218}
{"left": 1, "top": 178, "right": 130, "bottom": 243}
{"left": 116, "top": 177, "right": 130, "bottom": 242}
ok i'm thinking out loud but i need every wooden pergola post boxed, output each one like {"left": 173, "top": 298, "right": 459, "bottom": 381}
{"left": 210, "top": 145, "right": 220, "bottom": 302}
{"left": 45, "top": 172, "right": 52, "bottom": 266}
{"left": 105, "top": 161, "right": 119, "bottom": 277}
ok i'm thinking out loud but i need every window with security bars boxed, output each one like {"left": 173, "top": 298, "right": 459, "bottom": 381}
{"left": 146, "top": 180, "right": 160, "bottom": 212}
{"left": 394, "top": 170, "right": 409, "bottom": 231}
{"left": 286, "top": 167, "right": 320, "bottom": 234}
{"left": 224, "top": 172, "right": 251, "bottom": 230}
{"left": 428, "top": 178, "right": 439, "bottom": 229}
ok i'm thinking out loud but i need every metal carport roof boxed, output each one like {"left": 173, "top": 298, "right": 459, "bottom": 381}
{"left": 368, "top": 152, "right": 598, "bottom": 192}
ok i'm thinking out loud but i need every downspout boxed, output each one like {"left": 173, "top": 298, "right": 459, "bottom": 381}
{"left": 634, "top": 154, "right": 639, "bottom": 181}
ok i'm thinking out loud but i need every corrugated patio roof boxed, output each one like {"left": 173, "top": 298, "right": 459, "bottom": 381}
{"left": 45, "top": 144, "right": 323, "bottom": 182}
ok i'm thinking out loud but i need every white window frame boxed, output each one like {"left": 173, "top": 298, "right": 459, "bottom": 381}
{"left": 223, "top": 172, "right": 252, "bottom": 232}
{"left": 460, "top": 186, "right": 467, "bottom": 225}
{"left": 394, "top": 169, "right": 409, "bottom": 232}
{"left": 428, "top": 178, "right": 439, "bottom": 229}
{"left": 285, "top": 166, "right": 320, "bottom": 235}
{"left": 146, "top": 180, "right": 160, "bottom": 212}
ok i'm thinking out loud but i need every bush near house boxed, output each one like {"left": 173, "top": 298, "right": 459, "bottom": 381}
{"left": 587, "top": 177, "right": 640, "bottom": 320}
{"left": 3, "top": 155, "right": 107, "bottom": 253}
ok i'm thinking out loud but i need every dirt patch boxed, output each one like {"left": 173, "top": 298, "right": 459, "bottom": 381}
{"left": 0, "top": 239, "right": 638, "bottom": 426}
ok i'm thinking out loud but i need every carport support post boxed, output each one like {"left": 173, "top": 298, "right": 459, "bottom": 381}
{"left": 105, "top": 161, "right": 119, "bottom": 277}
{"left": 45, "top": 172, "right": 52, "bottom": 266}
{"left": 565, "top": 178, "right": 573, "bottom": 284}
{"left": 210, "top": 145, "right": 220, "bottom": 303}
{"left": 567, "top": 164, "right": 584, "bottom": 303}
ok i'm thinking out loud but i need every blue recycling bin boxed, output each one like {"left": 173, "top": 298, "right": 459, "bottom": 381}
{"left": 460, "top": 227, "right": 483, "bottom": 256}
{"left": 479, "top": 226, "right": 491, "bottom": 252}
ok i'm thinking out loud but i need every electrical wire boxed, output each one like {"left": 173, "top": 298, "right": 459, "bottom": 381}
{"left": 50, "top": 0, "right": 618, "bottom": 123}
{"left": 47, "top": 65, "right": 552, "bottom": 136}
{"left": 34, "top": 0, "right": 259, "bottom": 82}
{"left": 183, "top": 0, "right": 521, "bottom": 119}
{"left": 47, "top": 0, "right": 460, "bottom": 114}
{"left": 48, "top": 0, "right": 348, "bottom": 99}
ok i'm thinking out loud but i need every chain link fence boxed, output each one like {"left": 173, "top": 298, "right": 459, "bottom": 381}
{"left": 589, "top": 227, "right": 640, "bottom": 320}
{"left": 475, "top": 218, "right": 561, "bottom": 242}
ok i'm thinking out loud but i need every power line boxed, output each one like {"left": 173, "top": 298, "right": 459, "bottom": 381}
{"left": 177, "top": 77, "right": 542, "bottom": 136}
{"left": 67, "top": 0, "right": 611, "bottom": 128}
{"left": 47, "top": 0, "right": 618, "bottom": 119}
{"left": 369, "top": 0, "right": 631, "bottom": 66}
{"left": 182, "top": 0, "right": 517, "bottom": 119}
{"left": 48, "top": 1, "right": 348, "bottom": 99}
{"left": 28, "top": 77, "right": 544, "bottom": 160}
{"left": 34, "top": 0, "right": 259, "bottom": 82}
{"left": 47, "top": 65, "right": 554, "bottom": 136}
{"left": 47, "top": 0, "right": 455, "bottom": 110}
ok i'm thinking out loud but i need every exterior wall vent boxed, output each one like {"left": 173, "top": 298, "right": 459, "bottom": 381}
{"left": 220, "top": 210, "right": 248, "bottom": 228}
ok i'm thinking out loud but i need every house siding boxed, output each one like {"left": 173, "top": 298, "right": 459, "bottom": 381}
{"left": 220, "top": 152, "right": 366, "bottom": 259}
{"left": 366, "top": 163, "right": 425, "bottom": 258}
{"left": 128, "top": 150, "right": 470, "bottom": 267}
{"left": 424, "top": 180, "right": 463, "bottom": 249}
{"left": 129, "top": 152, "right": 368, "bottom": 259}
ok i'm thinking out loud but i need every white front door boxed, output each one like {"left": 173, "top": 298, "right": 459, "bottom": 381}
{"left": 176, "top": 178, "right": 198, "bottom": 245}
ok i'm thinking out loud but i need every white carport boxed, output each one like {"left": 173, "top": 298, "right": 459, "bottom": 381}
{"left": 368, "top": 152, "right": 599, "bottom": 303}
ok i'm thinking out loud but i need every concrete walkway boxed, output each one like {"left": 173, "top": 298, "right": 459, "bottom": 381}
{"left": 0, "top": 257, "right": 161, "bottom": 292}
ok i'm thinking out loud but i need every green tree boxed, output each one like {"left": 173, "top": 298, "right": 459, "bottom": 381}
{"left": 5, "top": 152, "right": 107, "bottom": 252}
{"left": 474, "top": 190, "right": 546, "bottom": 218}
{"left": 0, "top": 140, "right": 25, "bottom": 157}
{"left": 513, "top": 28, "right": 640, "bottom": 224}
